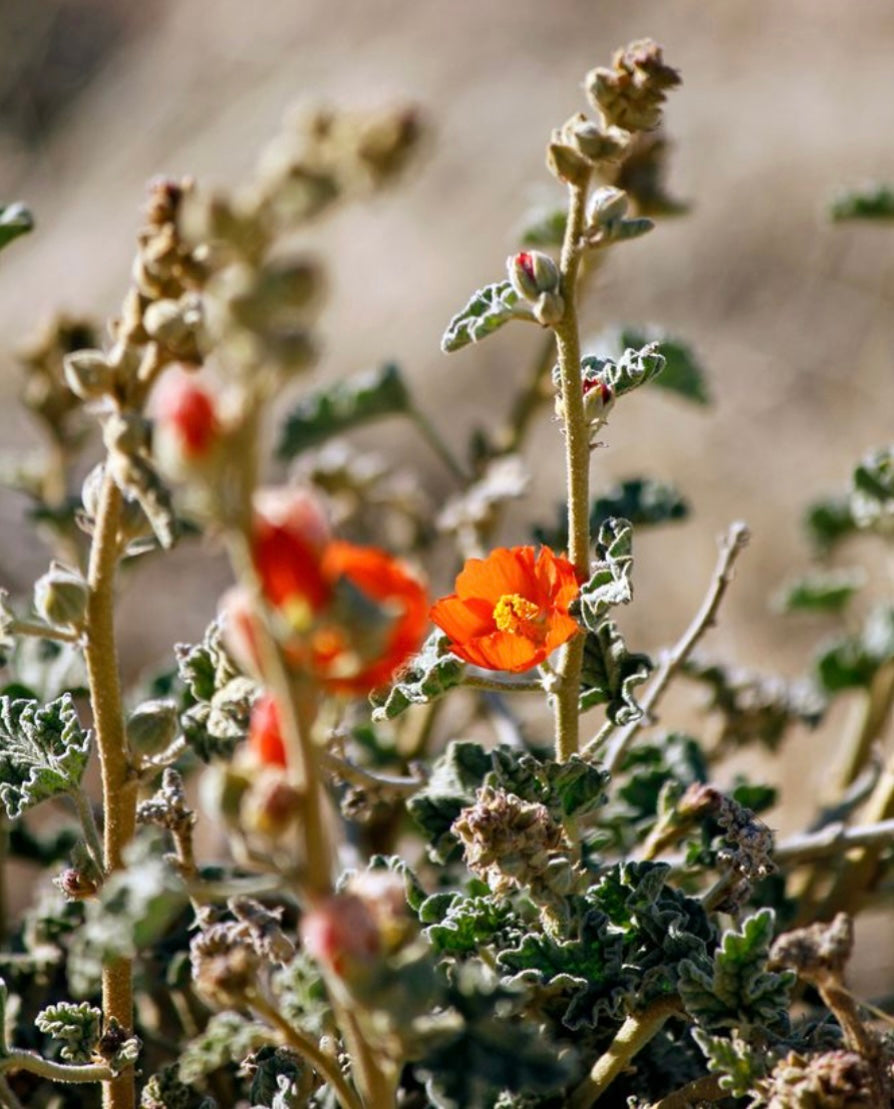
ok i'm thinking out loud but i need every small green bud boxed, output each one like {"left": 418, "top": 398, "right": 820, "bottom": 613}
{"left": 506, "top": 251, "right": 561, "bottom": 301}
{"left": 33, "top": 562, "right": 88, "bottom": 630}
{"left": 126, "top": 699, "right": 179, "bottom": 757}
{"left": 532, "top": 290, "right": 565, "bottom": 327}
{"left": 587, "top": 186, "right": 629, "bottom": 227}
{"left": 546, "top": 140, "right": 592, "bottom": 187}
{"left": 62, "top": 349, "right": 115, "bottom": 400}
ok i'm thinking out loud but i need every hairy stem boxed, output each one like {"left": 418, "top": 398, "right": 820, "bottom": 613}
{"left": 570, "top": 997, "right": 682, "bottom": 1107}
{"left": 553, "top": 178, "right": 592, "bottom": 763}
{"left": 83, "top": 472, "right": 137, "bottom": 1109}
{"left": 69, "top": 787, "right": 105, "bottom": 876}
{"left": 0, "top": 1051, "right": 114, "bottom": 1085}
{"left": 462, "top": 674, "right": 544, "bottom": 693}
{"left": 649, "top": 1073, "right": 725, "bottom": 1109}
{"left": 599, "top": 522, "right": 750, "bottom": 774}
{"left": 250, "top": 994, "right": 363, "bottom": 1109}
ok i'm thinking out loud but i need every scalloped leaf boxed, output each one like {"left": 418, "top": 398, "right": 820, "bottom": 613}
{"left": 579, "top": 620, "right": 652, "bottom": 722}
{"left": 277, "top": 362, "right": 412, "bottom": 459}
{"left": 487, "top": 748, "right": 609, "bottom": 820}
{"left": 36, "top": 1001, "right": 102, "bottom": 1063}
{"left": 370, "top": 631, "right": 465, "bottom": 721}
{"left": 830, "top": 183, "right": 894, "bottom": 222}
{"left": 578, "top": 342, "right": 665, "bottom": 399}
{"left": 423, "top": 893, "right": 514, "bottom": 954}
{"left": 692, "top": 1029, "right": 768, "bottom": 1098}
{"left": 678, "top": 909, "right": 794, "bottom": 1035}
{"left": 600, "top": 326, "right": 710, "bottom": 405}
{"left": 0, "top": 203, "right": 34, "bottom": 251}
{"left": 441, "top": 280, "right": 528, "bottom": 353}
{"left": 578, "top": 517, "right": 634, "bottom": 630}
{"left": 533, "top": 477, "right": 688, "bottom": 549}
{"left": 0, "top": 694, "right": 91, "bottom": 819}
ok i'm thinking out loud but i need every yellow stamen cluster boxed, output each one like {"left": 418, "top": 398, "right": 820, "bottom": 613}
{"left": 493, "top": 593, "right": 541, "bottom": 635}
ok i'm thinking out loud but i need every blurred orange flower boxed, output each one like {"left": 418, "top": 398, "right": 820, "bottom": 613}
{"left": 430, "top": 546, "right": 580, "bottom": 673}
{"left": 248, "top": 692, "right": 287, "bottom": 767}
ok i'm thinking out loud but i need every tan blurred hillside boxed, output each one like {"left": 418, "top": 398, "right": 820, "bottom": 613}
{"left": 0, "top": 1, "right": 892, "bottom": 843}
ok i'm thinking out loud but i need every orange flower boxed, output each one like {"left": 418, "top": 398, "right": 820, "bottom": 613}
{"left": 430, "top": 546, "right": 581, "bottom": 673}
{"left": 316, "top": 542, "right": 429, "bottom": 694}
{"left": 248, "top": 692, "right": 287, "bottom": 768}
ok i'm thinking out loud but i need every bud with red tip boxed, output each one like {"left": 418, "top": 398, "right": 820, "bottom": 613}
{"left": 153, "top": 368, "right": 220, "bottom": 474}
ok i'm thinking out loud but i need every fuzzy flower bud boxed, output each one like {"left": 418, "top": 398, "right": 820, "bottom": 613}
{"left": 33, "top": 562, "right": 89, "bottom": 630}
{"left": 582, "top": 374, "right": 615, "bottom": 425}
{"left": 153, "top": 370, "right": 219, "bottom": 467}
{"left": 546, "top": 140, "right": 592, "bottom": 187}
{"left": 300, "top": 893, "right": 381, "bottom": 980}
{"left": 587, "top": 186, "right": 629, "bottom": 228}
{"left": 126, "top": 699, "right": 179, "bottom": 757}
{"left": 507, "top": 250, "right": 561, "bottom": 302}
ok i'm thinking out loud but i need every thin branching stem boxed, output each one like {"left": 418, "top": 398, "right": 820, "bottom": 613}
{"left": 319, "top": 750, "right": 423, "bottom": 796}
{"left": 462, "top": 674, "right": 544, "bottom": 694}
{"left": 598, "top": 522, "right": 750, "bottom": 775}
{"left": 250, "top": 994, "right": 363, "bottom": 1109}
{"left": 409, "top": 405, "right": 469, "bottom": 483}
{"left": 553, "top": 177, "right": 592, "bottom": 763}
{"left": 0, "top": 1051, "right": 114, "bottom": 1085}
{"left": 649, "top": 1073, "right": 725, "bottom": 1109}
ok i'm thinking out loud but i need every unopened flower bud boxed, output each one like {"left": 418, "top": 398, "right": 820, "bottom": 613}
{"left": 142, "top": 295, "right": 204, "bottom": 363}
{"left": 587, "top": 186, "right": 629, "bottom": 228}
{"left": 63, "top": 349, "right": 116, "bottom": 400}
{"left": 152, "top": 370, "right": 220, "bottom": 470}
{"left": 546, "top": 140, "right": 592, "bottom": 187}
{"left": 241, "top": 774, "right": 302, "bottom": 839}
{"left": 34, "top": 562, "right": 88, "bottom": 629}
{"left": 126, "top": 699, "right": 179, "bottom": 757}
{"left": 300, "top": 894, "right": 381, "bottom": 980}
{"left": 507, "top": 251, "right": 561, "bottom": 302}
{"left": 532, "top": 290, "right": 565, "bottom": 327}
{"left": 248, "top": 693, "right": 287, "bottom": 768}
{"left": 564, "top": 116, "right": 629, "bottom": 164}
{"left": 54, "top": 867, "right": 100, "bottom": 901}
{"left": 582, "top": 376, "right": 615, "bottom": 424}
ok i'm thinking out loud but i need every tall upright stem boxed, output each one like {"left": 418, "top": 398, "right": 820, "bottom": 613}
{"left": 553, "top": 179, "right": 591, "bottom": 762}
{"left": 83, "top": 472, "right": 137, "bottom": 1109}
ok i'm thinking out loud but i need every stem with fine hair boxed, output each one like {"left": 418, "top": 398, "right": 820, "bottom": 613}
{"left": 69, "top": 787, "right": 105, "bottom": 876}
{"left": 569, "top": 997, "right": 682, "bottom": 1107}
{"left": 553, "top": 176, "right": 592, "bottom": 763}
{"left": 0, "top": 1051, "right": 114, "bottom": 1086}
{"left": 83, "top": 471, "right": 137, "bottom": 1109}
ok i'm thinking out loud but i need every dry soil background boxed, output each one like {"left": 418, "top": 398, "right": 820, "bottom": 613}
{"left": 0, "top": 0, "right": 892, "bottom": 978}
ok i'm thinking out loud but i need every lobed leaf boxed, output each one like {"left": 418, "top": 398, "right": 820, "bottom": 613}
{"left": 407, "top": 740, "right": 491, "bottom": 862}
{"left": 0, "top": 694, "right": 91, "bottom": 819}
{"left": 775, "top": 568, "right": 865, "bottom": 615}
{"left": 577, "top": 517, "right": 634, "bottom": 630}
{"left": 370, "top": 631, "right": 465, "bottom": 721}
{"left": 608, "top": 326, "right": 710, "bottom": 405}
{"left": 679, "top": 909, "right": 794, "bottom": 1036}
{"left": 35, "top": 1000, "right": 102, "bottom": 1063}
{"left": 692, "top": 1029, "right": 768, "bottom": 1098}
{"left": 487, "top": 748, "right": 609, "bottom": 820}
{"left": 578, "top": 342, "right": 665, "bottom": 400}
{"left": 815, "top": 604, "right": 894, "bottom": 693}
{"left": 579, "top": 620, "right": 652, "bottom": 722}
{"left": 276, "top": 362, "right": 412, "bottom": 458}
{"left": 440, "top": 280, "right": 528, "bottom": 353}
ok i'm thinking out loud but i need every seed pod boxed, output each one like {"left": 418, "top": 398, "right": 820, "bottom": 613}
{"left": 63, "top": 349, "right": 115, "bottom": 400}
{"left": 126, "top": 699, "right": 179, "bottom": 757}
{"left": 33, "top": 562, "right": 89, "bottom": 629}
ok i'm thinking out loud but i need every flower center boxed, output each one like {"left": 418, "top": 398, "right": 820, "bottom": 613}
{"left": 492, "top": 593, "right": 542, "bottom": 636}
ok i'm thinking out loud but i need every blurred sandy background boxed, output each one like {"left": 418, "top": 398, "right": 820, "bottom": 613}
{"left": 0, "top": 0, "right": 892, "bottom": 973}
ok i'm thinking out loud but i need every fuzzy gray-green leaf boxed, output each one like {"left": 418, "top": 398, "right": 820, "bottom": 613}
{"left": 577, "top": 517, "right": 634, "bottom": 630}
{"left": 579, "top": 620, "right": 651, "bottom": 722}
{"left": 441, "top": 281, "right": 528, "bottom": 353}
{"left": 0, "top": 694, "right": 91, "bottom": 819}
{"left": 370, "top": 632, "right": 465, "bottom": 721}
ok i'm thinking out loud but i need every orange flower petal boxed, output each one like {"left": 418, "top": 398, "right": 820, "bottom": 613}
{"left": 429, "top": 595, "right": 495, "bottom": 643}
{"left": 454, "top": 546, "right": 538, "bottom": 604}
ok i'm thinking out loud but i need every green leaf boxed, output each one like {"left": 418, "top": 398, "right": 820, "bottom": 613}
{"left": 36, "top": 1001, "right": 101, "bottom": 1063}
{"left": 178, "top": 1011, "right": 271, "bottom": 1083}
{"left": 533, "top": 478, "right": 688, "bottom": 549}
{"left": 276, "top": 362, "right": 412, "bottom": 459}
{"left": 815, "top": 604, "right": 894, "bottom": 693}
{"left": 691, "top": 1029, "right": 768, "bottom": 1098}
{"left": 678, "top": 909, "right": 794, "bottom": 1035}
{"left": 804, "top": 494, "right": 857, "bottom": 552}
{"left": 248, "top": 1046, "right": 304, "bottom": 1107}
{"left": 441, "top": 280, "right": 528, "bottom": 353}
{"left": 775, "top": 568, "right": 865, "bottom": 614}
{"left": 830, "top": 183, "right": 894, "bottom": 222}
{"left": 176, "top": 622, "right": 256, "bottom": 761}
{"left": 0, "top": 203, "right": 34, "bottom": 251}
{"left": 518, "top": 206, "right": 566, "bottom": 247}
{"left": 617, "top": 733, "right": 707, "bottom": 822}
{"left": 577, "top": 518, "right": 634, "bottom": 630}
{"left": 851, "top": 445, "right": 893, "bottom": 530}
{"left": 486, "top": 748, "right": 609, "bottom": 821}
{"left": 0, "top": 694, "right": 91, "bottom": 819}
{"left": 424, "top": 893, "right": 515, "bottom": 954}
{"left": 370, "top": 631, "right": 465, "bottom": 721}
{"left": 578, "top": 342, "right": 665, "bottom": 400}
{"left": 407, "top": 740, "right": 491, "bottom": 862}
{"left": 610, "top": 327, "right": 710, "bottom": 405}
{"left": 579, "top": 620, "right": 652, "bottom": 722}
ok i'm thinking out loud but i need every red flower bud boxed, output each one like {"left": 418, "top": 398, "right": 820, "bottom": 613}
{"left": 248, "top": 692, "right": 287, "bottom": 768}
{"left": 154, "top": 371, "right": 218, "bottom": 459}
{"left": 300, "top": 894, "right": 381, "bottom": 979}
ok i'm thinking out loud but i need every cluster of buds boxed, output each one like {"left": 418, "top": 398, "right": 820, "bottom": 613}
{"left": 451, "top": 786, "right": 582, "bottom": 924}
{"left": 758, "top": 1049, "right": 880, "bottom": 1108}
{"left": 222, "top": 486, "right": 428, "bottom": 698}
{"left": 585, "top": 39, "right": 681, "bottom": 134}
{"left": 553, "top": 362, "right": 615, "bottom": 443}
{"left": 507, "top": 251, "right": 564, "bottom": 326}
